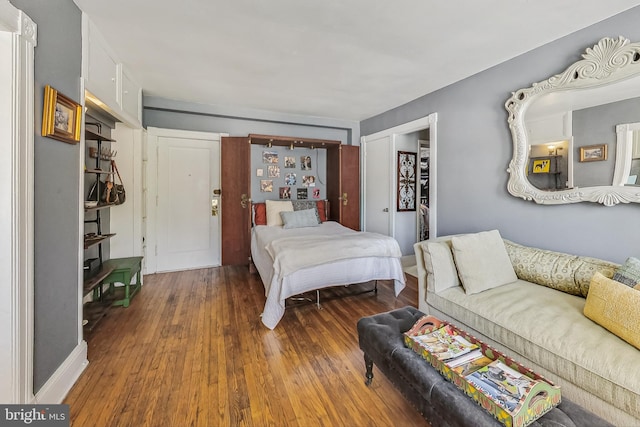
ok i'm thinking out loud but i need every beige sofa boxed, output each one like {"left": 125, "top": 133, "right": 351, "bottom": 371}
{"left": 414, "top": 230, "right": 640, "bottom": 426}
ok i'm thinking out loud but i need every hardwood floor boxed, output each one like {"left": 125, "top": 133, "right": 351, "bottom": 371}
{"left": 65, "top": 266, "right": 429, "bottom": 427}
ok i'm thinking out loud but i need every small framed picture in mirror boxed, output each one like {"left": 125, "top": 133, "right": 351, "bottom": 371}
{"left": 579, "top": 144, "right": 608, "bottom": 162}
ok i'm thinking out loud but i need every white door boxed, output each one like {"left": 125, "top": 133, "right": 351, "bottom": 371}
{"left": 364, "top": 136, "right": 393, "bottom": 236}
{"left": 156, "top": 133, "right": 221, "bottom": 272}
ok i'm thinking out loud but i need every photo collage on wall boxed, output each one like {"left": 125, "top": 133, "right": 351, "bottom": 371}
{"left": 259, "top": 150, "right": 319, "bottom": 200}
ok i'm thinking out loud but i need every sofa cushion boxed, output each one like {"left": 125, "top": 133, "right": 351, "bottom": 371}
{"left": 451, "top": 230, "right": 517, "bottom": 295}
{"left": 613, "top": 256, "right": 640, "bottom": 287}
{"left": 503, "top": 240, "right": 618, "bottom": 298}
{"left": 427, "top": 282, "right": 640, "bottom": 420}
{"left": 584, "top": 272, "right": 640, "bottom": 350}
{"left": 419, "top": 241, "right": 460, "bottom": 293}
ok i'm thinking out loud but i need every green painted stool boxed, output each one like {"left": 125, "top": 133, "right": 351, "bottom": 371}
{"left": 102, "top": 256, "right": 143, "bottom": 308}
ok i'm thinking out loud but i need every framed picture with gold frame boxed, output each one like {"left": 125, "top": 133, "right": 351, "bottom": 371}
{"left": 41, "top": 85, "right": 82, "bottom": 144}
{"left": 579, "top": 144, "right": 608, "bottom": 162}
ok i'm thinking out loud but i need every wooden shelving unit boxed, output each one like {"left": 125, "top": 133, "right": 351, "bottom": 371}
{"left": 83, "top": 123, "right": 117, "bottom": 332}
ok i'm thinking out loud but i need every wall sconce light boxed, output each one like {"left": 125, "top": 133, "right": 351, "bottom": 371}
{"left": 267, "top": 139, "right": 272, "bottom": 148}
{"left": 548, "top": 145, "right": 556, "bottom": 155}
{"left": 290, "top": 143, "right": 294, "bottom": 150}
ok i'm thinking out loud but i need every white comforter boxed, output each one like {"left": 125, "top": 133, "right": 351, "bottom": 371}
{"left": 251, "top": 222, "right": 406, "bottom": 329}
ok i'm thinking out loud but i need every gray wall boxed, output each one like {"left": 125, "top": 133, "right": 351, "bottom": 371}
{"left": 361, "top": 6, "right": 640, "bottom": 264}
{"left": 10, "top": 0, "right": 82, "bottom": 392}
{"left": 573, "top": 97, "right": 640, "bottom": 187}
{"left": 143, "top": 96, "right": 359, "bottom": 145}
{"left": 250, "top": 145, "right": 327, "bottom": 203}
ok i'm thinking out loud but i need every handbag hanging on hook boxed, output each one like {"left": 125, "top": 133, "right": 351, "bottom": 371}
{"left": 110, "top": 160, "right": 126, "bottom": 205}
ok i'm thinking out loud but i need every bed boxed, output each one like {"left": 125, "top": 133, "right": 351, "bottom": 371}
{"left": 251, "top": 200, "right": 406, "bottom": 329}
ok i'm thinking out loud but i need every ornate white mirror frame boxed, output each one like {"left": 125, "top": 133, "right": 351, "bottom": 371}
{"left": 505, "top": 36, "right": 640, "bottom": 206}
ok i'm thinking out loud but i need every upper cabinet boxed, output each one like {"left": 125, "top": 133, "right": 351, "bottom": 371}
{"left": 82, "top": 14, "right": 142, "bottom": 127}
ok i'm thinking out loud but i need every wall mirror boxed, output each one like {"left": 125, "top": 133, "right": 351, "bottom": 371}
{"left": 505, "top": 36, "right": 640, "bottom": 206}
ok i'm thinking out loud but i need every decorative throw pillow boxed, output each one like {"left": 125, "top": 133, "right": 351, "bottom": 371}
{"left": 253, "top": 203, "right": 267, "bottom": 226}
{"left": 503, "top": 239, "right": 618, "bottom": 297}
{"left": 290, "top": 200, "right": 322, "bottom": 224}
{"left": 613, "top": 257, "right": 640, "bottom": 287}
{"left": 265, "top": 200, "right": 293, "bottom": 226}
{"left": 451, "top": 230, "right": 518, "bottom": 295}
{"left": 584, "top": 272, "right": 640, "bottom": 350}
{"left": 419, "top": 240, "right": 460, "bottom": 293}
{"left": 280, "top": 209, "right": 321, "bottom": 229}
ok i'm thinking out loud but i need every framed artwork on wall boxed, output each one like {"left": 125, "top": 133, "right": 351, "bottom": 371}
{"left": 41, "top": 85, "right": 82, "bottom": 144}
{"left": 579, "top": 144, "right": 608, "bottom": 162}
{"left": 532, "top": 159, "right": 551, "bottom": 173}
{"left": 397, "top": 151, "right": 417, "bottom": 211}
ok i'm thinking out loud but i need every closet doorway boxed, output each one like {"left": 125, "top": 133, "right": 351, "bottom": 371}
{"left": 361, "top": 113, "right": 437, "bottom": 255}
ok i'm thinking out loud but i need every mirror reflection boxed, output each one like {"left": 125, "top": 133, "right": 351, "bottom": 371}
{"left": 506, "top": 36, "right": 640, "bottom": 205}
{"left": 524, "top": 77, "right": 640, "bottom": 191}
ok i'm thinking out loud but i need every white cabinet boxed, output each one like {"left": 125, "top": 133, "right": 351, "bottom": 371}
{"left": 82, "top": 14, "right": 142, "bottom": 127}
{"left": 85, "top": 20, "right": 119, "bottom": 108}
{"left": 121, "top": 69, "right": 141, "bottom": 120}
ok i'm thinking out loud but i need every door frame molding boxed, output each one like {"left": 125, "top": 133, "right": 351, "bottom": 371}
{"left": 145, "top": 127, "right": 226, "bottom": 274}
{"left": 0, "top": 1, "right": 36, "bottom": 403}
{"left": 360, "top": 113, "right": 438, "bottom": 240}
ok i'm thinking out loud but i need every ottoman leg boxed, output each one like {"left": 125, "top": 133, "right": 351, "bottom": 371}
{"left": 364, "top": 353, "right": 374, "bottom": 386}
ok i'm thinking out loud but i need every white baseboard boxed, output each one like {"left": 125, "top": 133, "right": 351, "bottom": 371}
{"left": 32, "top": 341, "right": 88, "bottom": 404}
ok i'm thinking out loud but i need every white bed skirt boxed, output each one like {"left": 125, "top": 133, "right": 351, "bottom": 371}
{"left": 260, "top": 255, "right": 405, "bottom": 329}
{"left": 251, "top": 223, "right": 406, "bottom": 329}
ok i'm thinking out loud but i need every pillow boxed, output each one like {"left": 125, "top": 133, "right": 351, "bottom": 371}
{"left": 290, "top": 200, "right": 327, "bottom": 223}
{"left": 420, "top": 240, "right": 460, "bottom": 293}
{"left": 503, "top": 239, "right": 618, "bottom": 297}
{"left": 451, "top": 230, "right": 518, "bottom": 295}
{"left": 253, "top": 203, "right": 267, "bottom": 226}
{"left": 613, "top": 257, "right": 640, "bottom": 287}
{"left": 316, "top": 200, "right": 327, "bottom": 222}
{"left": 265, "top": 200, "right": 293, "bottom": 226}
{"left": 280, "top": 209, "right": 321, "bottom": 229}
{"left": 584, "top": 272, "right": 640, "bottom": 350}
{"left": 290, "top": 200, "right": 322, "bottom": 224}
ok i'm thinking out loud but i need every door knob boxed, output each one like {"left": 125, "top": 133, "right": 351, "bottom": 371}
{"left": 240, "top": 193, "right": 251, "bottom": 209}
{"left": 342, "top": 192, "right": 348, "bottom": 206}
{"left": 211, "top": 199, "right": 219, "bottom": 216}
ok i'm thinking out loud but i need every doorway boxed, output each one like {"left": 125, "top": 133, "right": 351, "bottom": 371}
{"left": 146, "top": 128, "right": 222, "bottom": 273}
{"left": 361, "top": 113, "right": 437, "bottom": 255}
{"left": 0, "top": 3, "right": 37, "bottom": 403}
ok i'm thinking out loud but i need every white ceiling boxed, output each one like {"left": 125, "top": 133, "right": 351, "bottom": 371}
{"left": 72, "top": 0, "right": 640, "bottom": 122}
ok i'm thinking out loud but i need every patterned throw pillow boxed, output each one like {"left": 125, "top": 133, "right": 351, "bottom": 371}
{"left": 503, "top": 239, "right": 618, "bottom": 297}
{"left": 613, "top": 257, "right": 640, "bottom": 287}
{"left": 291, "top": 200, "right": 322, "bottom": 224}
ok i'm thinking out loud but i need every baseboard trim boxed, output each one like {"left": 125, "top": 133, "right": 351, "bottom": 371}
{"left": 32, "top": 341, "right": 88, "bottom": 404}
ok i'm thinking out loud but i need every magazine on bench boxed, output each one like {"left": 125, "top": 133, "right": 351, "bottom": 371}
{"left": 412, "top": 324, "right": 479, "bottom": 361}
{"left": 404, "top": 315, "right": 561, "bottom": 427}
{"left": 465, "top": 360, "right": 540, "bottom": 414}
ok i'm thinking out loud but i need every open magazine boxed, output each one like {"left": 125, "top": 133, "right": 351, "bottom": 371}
{"left": 465, "top": 360, "right": 539, "bottom": 413}
{"left": 412, "top": 324, "right": 479, "bottom": 361}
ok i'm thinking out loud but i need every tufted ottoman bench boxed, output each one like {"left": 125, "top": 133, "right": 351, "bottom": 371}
{"left": 357, "top": 306, "right": 613, "bottom": 427}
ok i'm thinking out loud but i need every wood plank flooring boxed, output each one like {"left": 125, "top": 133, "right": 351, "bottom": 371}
{"left": 64, "top": 266, "right": 429, "bottom": 427}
